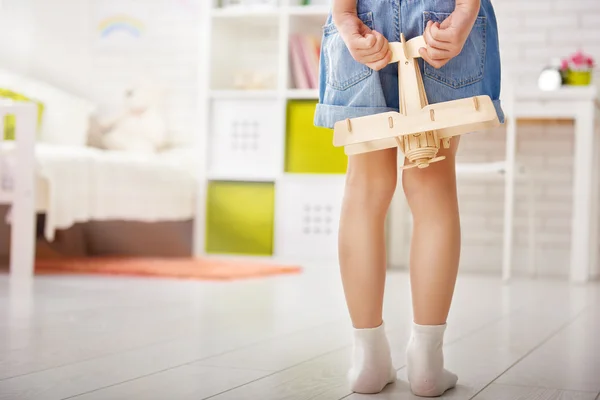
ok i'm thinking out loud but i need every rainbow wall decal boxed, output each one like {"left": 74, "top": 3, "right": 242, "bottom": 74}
{"left": 97, "top": 15, "right": 145, "bottom": 38}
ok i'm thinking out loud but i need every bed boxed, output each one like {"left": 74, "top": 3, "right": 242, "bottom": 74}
{"left": 0, "top": 69, "right": 201, "bottom": 279}
{"left": 1, "top": 142, "right": 199, "bottom": 241}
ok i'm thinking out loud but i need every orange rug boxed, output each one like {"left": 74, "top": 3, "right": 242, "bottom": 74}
{"left": 34, "top": 257, "right": 302, "bottom": 281}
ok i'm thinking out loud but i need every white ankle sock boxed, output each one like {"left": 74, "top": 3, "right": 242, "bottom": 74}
{"left": 347, "top": 322, "right": 397, "bottom": 394}
{"left": 406, "top": 322, "right": 458, "bottom": 397}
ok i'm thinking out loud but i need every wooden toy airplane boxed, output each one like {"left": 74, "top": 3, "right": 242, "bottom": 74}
{"left": 333, "top": 34, "right": 500, "bottom": 169}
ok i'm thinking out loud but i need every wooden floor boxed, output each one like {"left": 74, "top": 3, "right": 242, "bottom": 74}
{"left": 0, "top": 267, "right": 599, "bottom": 400}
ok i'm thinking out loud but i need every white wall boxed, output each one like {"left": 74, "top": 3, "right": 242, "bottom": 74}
{"left": 0, "top": 0, "right": 36, "bottom": 73}
{"left": 496, "top": 0, "right": 600, "bottom": 87}
{"left": 28, "top": 0, "right": 94, "bottom": 100}
{"left": 455, "top": 0, "right": 600, "bottom": 278}
{"left": 0, "top": 0, "right": 201, "bottom": 145}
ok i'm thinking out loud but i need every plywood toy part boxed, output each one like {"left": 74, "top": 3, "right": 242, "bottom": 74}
{"left": 333, "top": 34, "right": 501, "bottom": 169}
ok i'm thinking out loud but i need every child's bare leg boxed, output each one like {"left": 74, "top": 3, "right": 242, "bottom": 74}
{"left": 404, "top": 140, "right": 461, "bottom": 325}
{"left": 402, "top": 139, "right": 460, "bottom": 397}
{"left": 339, "top": 147, "right": 397, "bottom": 393}
{"left": 340, "top": 148, "right": 397, "bottom": 328}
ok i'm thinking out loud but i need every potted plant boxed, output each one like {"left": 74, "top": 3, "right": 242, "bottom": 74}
{"left": 561, "top": 50, "right": 595, "bottom": 86}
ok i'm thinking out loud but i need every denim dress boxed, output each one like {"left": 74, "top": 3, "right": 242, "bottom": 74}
{"left": 313, "top": 0, "right": 504, "bottom": 129}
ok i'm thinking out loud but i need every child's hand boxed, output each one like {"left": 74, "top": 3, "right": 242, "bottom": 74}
{"left": 334, "top": 13, "right": 392, "bottom": 71}
{"left": 419, "top": 6, "right": 479, "bottom": 69}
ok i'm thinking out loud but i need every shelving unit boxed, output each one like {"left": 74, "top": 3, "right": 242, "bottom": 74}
{"left": 196, "top": 0, "right": 346, "bottom": 263}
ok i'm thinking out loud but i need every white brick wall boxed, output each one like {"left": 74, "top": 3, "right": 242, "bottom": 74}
{"left": 495, "top": 0, "right": 600, "bottom": 86}
{"left": 451, "top": 0, "right": 600, "bottom": 278}
{"left": 455, "top": 121, "right": 582, "bottom": 277}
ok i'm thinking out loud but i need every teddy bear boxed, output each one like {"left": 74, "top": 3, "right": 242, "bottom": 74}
{"left": 88, "top": 79, "right": 168, "bottom": 153}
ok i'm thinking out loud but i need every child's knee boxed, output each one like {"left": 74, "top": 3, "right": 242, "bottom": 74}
{"left": 402, "top": 139, "right": 459, "bottom": 202}
{"left": 343, "top": 150, "right": 398, "bottom": 210}
{"left": 345, "top": 172, "right": 397, "bottom": 211}
{"left": 402, "top": 162, "right": 457, "bottom": 209}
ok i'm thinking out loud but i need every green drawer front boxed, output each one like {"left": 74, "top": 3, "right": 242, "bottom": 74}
{"left": 206, "top": 181, "right": 275, "bottom": 255}
{"left": 285, "top": 100, "right": 347, "bottom": 174}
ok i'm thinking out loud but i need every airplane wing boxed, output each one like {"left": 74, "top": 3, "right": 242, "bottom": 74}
{"left": 333, "top": 96, "right": 499, "bottom": 147}
{"left": 332, "top": 111, "right": 402, "bottom": 147}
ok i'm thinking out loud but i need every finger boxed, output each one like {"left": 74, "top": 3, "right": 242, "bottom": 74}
{"left": 354, "top": 32, "right": 385, "bottom": 62}
{"left": 426, "top": 45, "right": 450, "bottom": 60}
{"left": 363, "top": 30, "right": 386, "bottom": 55}
{"left": 367, "top": 47, "right": 393, "bottom": 71}
{"left": 424, "top": 25, "right": 451, "bottom": 52}
{"left": 357, "top": 31, "right": 387, "bottom": 60}
{"left": 419, "top": 48, "right": 449, "bottom": 68}
{"left": 439, "top": 15, "right": 452, "bottom": 29}
{"left": 351, "top": 31, "right": 377, "bottom": 50}
{"left": 435, "top": 59, "right": 450, "bottom": 68}
{"left": 424, "top": 20, "right": 434, "bottom": 34}
{"left": 426, "top": 58, "right": 448, "bottom": 68}
{"left": 373, "top": 31, "right": 388, "bottom": 54}
{"left": 430, "top": 21, "right": 453, "bottom": 43}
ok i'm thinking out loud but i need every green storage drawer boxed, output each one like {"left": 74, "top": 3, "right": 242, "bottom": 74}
{"left": 206, "top": 181, "right": 275, "bottom": 255}
{"left": 285, "top": 100, "right": 347, "bottom": 174}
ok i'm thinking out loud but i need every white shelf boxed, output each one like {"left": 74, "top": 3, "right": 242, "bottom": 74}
{"left": 211, "top": 7, "right": 281, "bottom": 18}
{"left": 207, "top": 171, "right": 279, "bottom": 182}
{"left": 287, "top": 5, "right": 329, "bottom": 16}
{"left": 210, "top": 5, "right": 329, "bottom": 17}
{"left": 211, "top": 89, "right": 318, "bottom": 100}
{"left": 210, "top": 89, "right": 279, "bottom": 99}
{"left": 286, "top": 89, "right": 319, "bottom": 99}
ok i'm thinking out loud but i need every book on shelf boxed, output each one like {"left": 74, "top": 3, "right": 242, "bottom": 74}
{"left": 289, "top": 34, "right": 321, "bottom": 89}
{"left": 299, "top": 0, "right": 330, "bottom": 5}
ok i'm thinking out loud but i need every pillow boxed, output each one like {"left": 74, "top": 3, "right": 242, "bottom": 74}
{"left": 0, "top": 88, "right": 45, "bottom": 141}
{"left": 0, "top": 68, "right": 96, "bottom": 146}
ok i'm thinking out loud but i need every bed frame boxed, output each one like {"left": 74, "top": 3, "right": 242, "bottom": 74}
{"left": 0, "top": 101, "right": 38, "bottom": 282}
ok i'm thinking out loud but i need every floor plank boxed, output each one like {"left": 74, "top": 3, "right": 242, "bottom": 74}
{"left": 495, "top": 306, "right": 600, "bottom": 393}
{"left": 68, "top": 365, "right": 267, "bottom": 400}
{"left": 196, "top": 320, "right": 352, "bottom": 371}
{"left": 472, "top": 383, "right": 598, "bottom": 400}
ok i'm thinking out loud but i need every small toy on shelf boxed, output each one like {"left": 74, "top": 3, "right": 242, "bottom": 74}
{"left": 298, "top": 0, "right": 329, "bottom": 5}
{"left": 218, "top": 0, "right": 278, "bottom": 9}
{"left": 332, "top": 34, "right": 500, "bottom": 170}
{"left": 233, "top": 71, "right": 276, "bottom": 90}
{"left": 561, "top": 50, "right": 595, "bottom": 86}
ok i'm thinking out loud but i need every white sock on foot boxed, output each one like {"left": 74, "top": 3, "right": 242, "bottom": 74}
{"left": 406, "top": 322, "right": 458, "bottom": 397}
{"left": 347, "top": 322, "right": 397, "bottom": 394}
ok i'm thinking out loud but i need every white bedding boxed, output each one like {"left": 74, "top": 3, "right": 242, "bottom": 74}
{"left": 1, "top": 143, "right": 199, "bottom": 241}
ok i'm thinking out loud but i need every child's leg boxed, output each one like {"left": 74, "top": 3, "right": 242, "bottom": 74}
{"left": 404, "top": 140, "right": 461, "bottom": 326}
{"left": 339, "top": 147, "right": 398, "bottom": 393}
{"left": 340, "top": 148, "right": 397, "bottom": 329}
{"left": 402, "top": 139, "right": 460, "bottom": 396}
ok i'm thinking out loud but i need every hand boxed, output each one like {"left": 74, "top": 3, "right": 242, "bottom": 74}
{"left": 333, "top": 13, "right": 392, "bottom": 71}
{"left": 419, "top": 6, "right": 479, "bottom": 69}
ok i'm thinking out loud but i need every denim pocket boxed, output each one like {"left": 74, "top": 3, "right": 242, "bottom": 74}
{"left": 422, "top": 11, "right": 486, "bottom": 89}
{"left": 322, "top": 12, "right": 374, "bottom": 91}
